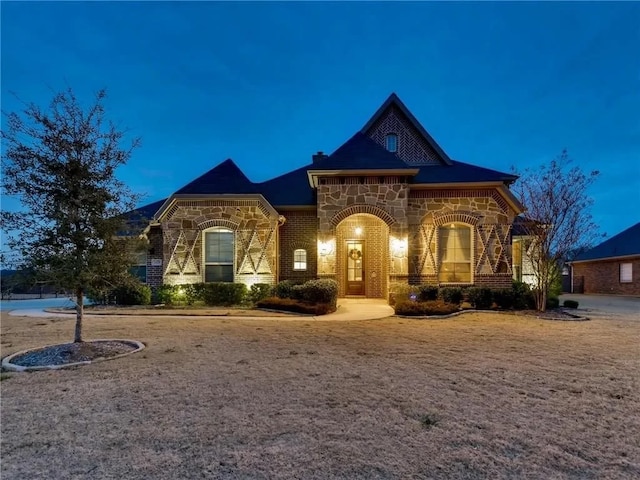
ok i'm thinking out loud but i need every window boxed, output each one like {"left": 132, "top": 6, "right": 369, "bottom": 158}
{"left": 620, "top": 263, "right": 633, "bottom": 283}
{"left": 204, "top": 228, "right": 234, "bottom": 282}
{"left": 130, "top": 251, "right": 147, "bottom": 283}
{"left": 293, "top": 249, "right": 307, "bottom": 271}
{"left": 385, "top": 133, "right": 398, "bottom": 153}
{"left": 439, "top": 224, "right": 472, "bottom": 283}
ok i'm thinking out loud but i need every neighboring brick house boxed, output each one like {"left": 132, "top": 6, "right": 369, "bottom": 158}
{"left": 135, "top": 93, "right": 526, "bottom": 299}
{"left": 570, "top": 222, "right": 640, "bottom": 295}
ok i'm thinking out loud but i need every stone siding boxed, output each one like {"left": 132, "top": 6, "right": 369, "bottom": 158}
{"left": 161, "top": 199, "right": 278, "bottom": 286}
{"left": 407, "top": 189, "right": 515, "bottom": 288}
{"left": 572, "top": 258, "right": 640, "bottom": 295}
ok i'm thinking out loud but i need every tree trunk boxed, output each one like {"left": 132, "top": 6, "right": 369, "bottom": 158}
{"left": 74, "top": 287, "right": 83, "bottom": 343}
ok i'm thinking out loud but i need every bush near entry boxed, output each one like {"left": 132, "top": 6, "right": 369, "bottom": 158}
{"left": 394, "top": 300, "right": 460, "bottom": 316}
{"left": 263, "top": 278, "right": 339, "bottom": 315}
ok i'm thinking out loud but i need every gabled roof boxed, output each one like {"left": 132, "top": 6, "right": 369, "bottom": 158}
{"left": 256, "top": 164, "right": 316, "bottom": 206}
{"left": 133, "top": 198, "right": 167, "bottom": 220}
{"left": 573, "top": 222, "right": 640, "bottom": 262}
{"left": 361, "top": 92, "right": 453, "bottom": 165}
{"left": 314, "top": 132, "right": 417, "bottom": 171}
{"left": 413, "top": 159, "right": 518, "bottom": 185}
{"left": 175, "top": 158, "right": 255, "bottom": 195}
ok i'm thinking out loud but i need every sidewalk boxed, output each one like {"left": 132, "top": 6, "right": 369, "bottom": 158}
{"left": 7, "top": 298, "right": 395, "bottom": 322}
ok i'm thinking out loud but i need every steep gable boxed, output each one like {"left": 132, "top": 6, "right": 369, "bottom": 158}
{"left": 175, "top": 158, "right": 255, "bottom": 195}
{"left": 361, "top": 93, "right": 452, "bottom": 166}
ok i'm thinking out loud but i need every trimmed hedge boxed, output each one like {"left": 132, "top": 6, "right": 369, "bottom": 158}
{"left": 493, "top": 288, "right": 515, "bottom": 310}
{"left": 467, "top": 287, "right": 493, "bottom": 309}
{"left": 563, "top": 299, "right": 579, "bottom": 309}
{"left": 440, "top": 287, "right": 464, "bottom": 305}
{"left": 418, "top": 285, "right": 439, "bottom": 302}
{"left": 248, "top": 283, "right": 273, "bottom": 304}
{"left": 273, "top": 279, "right": 338, "bottom": 308}
{"left": 394, "top": 300, "right": 459, "bottom": 316}
{"left": 546, "top": 296, "right": 560, "bottom": 309}
{"left": 256, "top": 297, "right": 335, "bottom": 315}
{"left": 202, "top": 282, "right": 247, "bottom": 306}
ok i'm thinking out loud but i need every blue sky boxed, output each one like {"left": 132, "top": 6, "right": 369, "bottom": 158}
{"left": 2, "top": 1, "right": 639, "bottom": 239}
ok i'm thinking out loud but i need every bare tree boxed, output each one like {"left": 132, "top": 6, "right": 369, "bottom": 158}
{"left": 1, "top": 88, "right": 143, "bottom": 341}
{"left": 512, "top": 150, "right": 602, "bottom": 311}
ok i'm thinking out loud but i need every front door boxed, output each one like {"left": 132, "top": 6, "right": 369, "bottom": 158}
{"left": 346, "top": 240, "right": 365, "bottom": 295}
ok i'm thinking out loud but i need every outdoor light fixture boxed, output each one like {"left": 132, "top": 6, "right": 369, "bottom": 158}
{"left": 355, "top": 227, "right": 362, "bottom": 235}
{"left": 319, "top": 242, "right": 331, "bottom": 256}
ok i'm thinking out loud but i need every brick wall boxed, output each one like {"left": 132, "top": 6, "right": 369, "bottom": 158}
{"left": 277, "top": 209, "right": 318, "bottom": 282}
{"left": 572, "top": 258, "right": 640, "bottom": 295}
{"left": 146, "top": 226, "right": 164, "bottom": 287}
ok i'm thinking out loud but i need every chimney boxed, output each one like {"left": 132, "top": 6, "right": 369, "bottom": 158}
{"left": 312, "top": 151, "right": 328, "bottom": 164}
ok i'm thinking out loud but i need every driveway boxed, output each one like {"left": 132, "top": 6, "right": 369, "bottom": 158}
{"left": 559, "top": 293, "right": 640, "bottom": 318}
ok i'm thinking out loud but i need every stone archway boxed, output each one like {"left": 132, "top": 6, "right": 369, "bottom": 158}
{"left": 335, "top": 213, "right": 389, "bottom": 298}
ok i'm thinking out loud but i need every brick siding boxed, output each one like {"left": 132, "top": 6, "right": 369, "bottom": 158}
{"left": 572, "top": 257, "right": 640, "bottom": 295}
{"left": 277, "top": 209, "right": 318, "bottom": 282}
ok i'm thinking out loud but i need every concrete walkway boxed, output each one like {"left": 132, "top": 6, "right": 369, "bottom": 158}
{"left": 559, "top": 294, "right": 640, "bottom": 319}
{"left": 7, "top": 298, "right": 395, "bottom": 322}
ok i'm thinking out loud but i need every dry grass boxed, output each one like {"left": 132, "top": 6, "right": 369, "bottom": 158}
{"left": 1, "top": 311, "right": 639, "bottom": 479}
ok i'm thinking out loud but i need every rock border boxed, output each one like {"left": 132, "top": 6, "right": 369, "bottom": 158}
{"left": 395, "top": 309, "right": 590, "bottom": 321}
{"left": 1, "top": 339, "right": 145, "bottom": 372}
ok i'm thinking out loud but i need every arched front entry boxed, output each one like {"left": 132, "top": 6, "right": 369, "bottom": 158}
{"left": 335, "top": 214, "right": 389, "bottom": 298}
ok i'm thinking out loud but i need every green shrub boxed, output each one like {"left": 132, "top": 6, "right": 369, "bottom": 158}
{"left": 512, "top": 281, "right": 536, "bottom": 310}
{"left": 394, "top": 300, "right": 459, "bottom": 316}
{"left": 256, "top": 297, "right": 335, "bottom": 315}
{"left": 440, "top": 287, "right": 463, "bottom": 305}
{"left": 183, "top": 283, "right": 206, "bottom": 305}
{"left": 389, "top": 284, "right": 420, "bottom": 306}
{"left": 467, "top": 287, "right": 493, "bottom": 309}
{"left": 418, "top": 285, "right": 439, "bottom": 301}
{"left": 248, "top": 283, "right": 273, "bottom": 304}
{"left": 298, "top": 279, "right": 339, "bottom": 307}
{"left": 113, "top": 282, "right": 151, "bottom": 306}
{"left": 274, "top": 280, "right": 300, "bottom": 299}
{"left": 546, "top": 297, "right": 560, "bottom": 309}
{"left": 152, "top": 284, "right": 177, "bottom": 305}
{"left": 493, "top": 288, "right": 515, "bottom": 310}
{"left": 202, "top": 282, "right": 247, "bottom": 306}
{"left": 563, "top": 299, "right": 579, "bottom": 309}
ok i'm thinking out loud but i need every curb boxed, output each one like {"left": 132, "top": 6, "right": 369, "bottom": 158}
{"left": 1, "top": 339, "right": 146, "bottom": 372}
{"left": 395, "top": 309, "right": 590, "bottom": 321}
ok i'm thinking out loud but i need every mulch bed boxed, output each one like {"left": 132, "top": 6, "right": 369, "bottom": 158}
{"left": 7, "top": 341, "right": 139, "bottom": 368}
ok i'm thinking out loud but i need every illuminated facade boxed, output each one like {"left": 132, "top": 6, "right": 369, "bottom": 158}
{"left": 138, "top": 94, "right": 525, "bottom": 298}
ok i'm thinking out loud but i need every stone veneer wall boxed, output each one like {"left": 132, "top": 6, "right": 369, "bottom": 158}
{"left": 315, "top": 176, "right": 408, "bottom": 298}
{"left": 572, "top": 258, "right": 640, "bottom": 295}
{"left": 407, "top": 189, "right": 516, "bottom": 288}
{"left": 277, "top": 209, "right": 318, "bottom": 282}
{"left": 161, "top": 199, "right": 278, "bottom": 286}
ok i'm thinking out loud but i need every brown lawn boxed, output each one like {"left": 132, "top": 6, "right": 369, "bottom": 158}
{"left": 1, "top": 310, "right": 639, "bottom": 479}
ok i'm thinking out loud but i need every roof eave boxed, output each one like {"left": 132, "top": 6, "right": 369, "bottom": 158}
{"left": 306, "top": 168, "right": 420, "bottom": 188}
{"left": 570, "top": 253, "right": 640, "bottom": 264}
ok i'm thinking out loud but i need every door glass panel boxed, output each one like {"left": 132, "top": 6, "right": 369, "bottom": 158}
{"left": 347, "top": 241, "right": 363, "bottom": 282}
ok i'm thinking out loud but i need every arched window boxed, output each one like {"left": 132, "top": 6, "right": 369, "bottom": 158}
{"left": 385, "top": 133, "right": 398, "bottom": 153}
{"left": 203, "top": 227, "right": 234, "bottom": 282}
{"left": 438, "top": 223, "right": 472, "bottom": 283}
{"left": 293, "top": 248, "right": 307, "bottom": 271}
